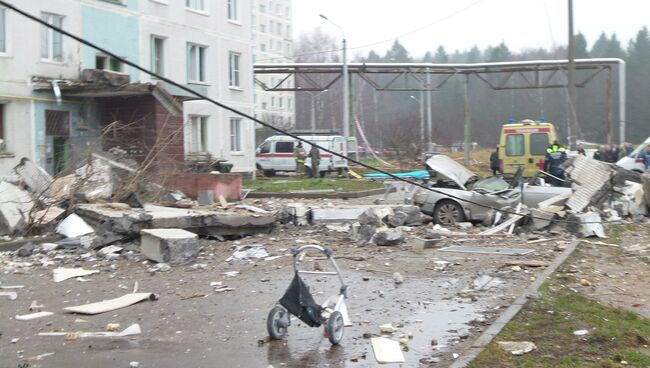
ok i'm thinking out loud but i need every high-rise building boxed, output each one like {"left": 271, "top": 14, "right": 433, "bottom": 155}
{"left": 252, "top": 0, "right": 294, "bottom": 132}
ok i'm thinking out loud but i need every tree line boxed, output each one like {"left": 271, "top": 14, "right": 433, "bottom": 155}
{"left": 290, "top": 27, "right": 650, "bottom": 156}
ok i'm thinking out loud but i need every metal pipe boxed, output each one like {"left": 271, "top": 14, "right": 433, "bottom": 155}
{"left": 342, "top": 38, "right": 349, "bottom": 160}
{"left": 567, "top": 0, "right": 577, "bottom": 149}
{"left": 606, "top": 67, "right": 613, "bottom": 145}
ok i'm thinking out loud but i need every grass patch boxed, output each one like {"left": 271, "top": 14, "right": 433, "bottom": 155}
{"left": 243, "top": 178, "right": 384, "bottom": 193}
{"left": 470, "top": 276, "right": 650, "bottom": 368}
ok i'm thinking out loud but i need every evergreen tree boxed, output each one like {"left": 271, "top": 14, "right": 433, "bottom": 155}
{"left": 575, "top": 32, "right": 589, "bottom": 59}
{"left": 487, "top": 42, "right": 511, "bottom": 62}
{"left": 434, "top": 46, "right": 449, "bottom": 63}
{"left": 384, "top": 40, "right": 411, "bottom": 62}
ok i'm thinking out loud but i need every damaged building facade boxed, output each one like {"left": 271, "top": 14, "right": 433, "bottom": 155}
{"left": 0, "top": 0, "right": 256, "bottom": 177}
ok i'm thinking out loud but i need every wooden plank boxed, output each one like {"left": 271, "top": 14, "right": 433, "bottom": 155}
{"left": 15, "top": 311, "right": 54, "bottom": 321}
{"left": 53, "top": 268, "right": 99, "bottom": 283}
{"left": 63, "top": 293, "right": 156, "bottom": 315}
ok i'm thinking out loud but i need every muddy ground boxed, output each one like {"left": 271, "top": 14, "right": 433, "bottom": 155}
{"left": 1, "top": 194, "right": 576, "bottom": 368}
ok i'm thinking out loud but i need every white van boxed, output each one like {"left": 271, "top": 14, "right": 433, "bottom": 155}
{"left": 255, "top": 134, "right": 357, "bottom": 177}
{"left": 617, "top": 136, "right": 650, "bottom": 172}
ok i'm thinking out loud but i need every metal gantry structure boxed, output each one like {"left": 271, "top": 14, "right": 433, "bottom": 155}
{"left": 254, "top": 58, "right": 626, "bottom": 164}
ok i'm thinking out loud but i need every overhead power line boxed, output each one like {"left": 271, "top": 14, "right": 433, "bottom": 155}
{"left": 0, "top": 0, "right": 617, "bottom": 225}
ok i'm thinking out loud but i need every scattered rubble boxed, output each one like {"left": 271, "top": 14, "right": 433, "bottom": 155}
{"left": 497, "top": 341, "right": 537, "bottom": 355}
{"left": 141, "top": 228, "right": 200, "bottom": 265}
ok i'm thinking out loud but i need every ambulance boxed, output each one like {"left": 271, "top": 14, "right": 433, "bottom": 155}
{"left": 498, "top": 119, "right": 558, "bottom": 177}
{"left": 255, "top": 133, "right": 357, "bottom": 177}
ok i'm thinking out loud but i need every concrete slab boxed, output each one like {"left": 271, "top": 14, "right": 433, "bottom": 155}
{"left": 13, "top": 158, "right": 53, "bottom": 195}
{"left": 141, "top": 228, "right": 199, "bottom": 264}
{"left": 0, "top": 181, "right": 34, "bottom": 235}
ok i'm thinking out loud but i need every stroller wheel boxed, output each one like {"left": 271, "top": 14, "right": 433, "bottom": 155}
{"left": 267, "top": 306, "right": 289, "bottom": 340}
{"left": 325, "top": 311, "right": 344, "bottom": 345}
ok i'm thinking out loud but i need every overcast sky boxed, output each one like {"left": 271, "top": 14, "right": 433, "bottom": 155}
{"left": 293, "top": 0, "right": 650, "bottom": 59}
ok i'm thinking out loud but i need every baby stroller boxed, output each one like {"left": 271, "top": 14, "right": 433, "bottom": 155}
{"left": 267, "top": 245, "right": 349, "bottom": 345}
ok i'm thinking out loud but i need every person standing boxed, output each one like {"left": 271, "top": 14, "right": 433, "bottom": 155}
{"left": 577, "top": 144, "right": 586, "bottom": 156}
{"left": 308, "top": 145, "right": 321, "bottom": 178}
{"left": 544, "top": 140, "right": 567, "bottom": 186}
{"left": 593, "top": 146, "right": 605, "bottom": 161}
{"left": 643, "top": 146, "right": 650, "bottom": 172}
{"left": 489, "top": 145, "right": 500, "bottom": 175}
{"left": 293, "top": 142, "right": 306, "bottom": 178}
{"left": 610, "top": 144, "right": 621, "bottom": 163}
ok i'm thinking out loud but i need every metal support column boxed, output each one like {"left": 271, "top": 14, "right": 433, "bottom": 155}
{"left": 463, "top": 74, "right": 471, "bottom": 165}
{"left": 606, "top": 67, "right": 613, "bottom": 145}
{"left": 426, "top": 68, "right": 433, "bottom": 151}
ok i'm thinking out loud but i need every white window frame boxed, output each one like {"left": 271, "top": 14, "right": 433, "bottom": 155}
{"left": 187, "top": 43, "right": 206, "bottom": 83}
{"left": 40, "top": 13, "right": 63, "bottom": 62}
{"left": 228, "top": 52, "right": 240, "bottom": 88}
{"left": 0, "top": 6, "right": 8, "bottom": 55}
{"left": 95, "top": 53, "right": 124, "bottom": 72}
{"left": 185, "top": 0, "right": 206, "bottom": 13}
{"left": 227, "top": 0, "right": 239, "bottom": 22}
{"left": 187, "top": 115, "right": 208, "bottom": 153}
{"left": 230, "top": 118, "right": 242, "bottom": 152}
{"left": 151, "top": 35, "right": 165, "bottom": 76}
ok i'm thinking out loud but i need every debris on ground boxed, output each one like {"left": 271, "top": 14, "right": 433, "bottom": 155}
{"left": 497, "top": 341, "right": 537, "bottom": 355}
{"left": 371, "top": 337, "right": 405, "bottom": 363}
{"left": 63, "top": 293, "right": 157, "bottom": 315}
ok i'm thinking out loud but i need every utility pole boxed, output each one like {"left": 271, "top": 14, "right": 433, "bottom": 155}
{"left": 567, "top": 0, "right": 578, "bottom": 149}
{"left": 426, "top": 68, "right": 432, "bottom": 151}
{"left": 463, "top": 74, "right": 471, "bottom": 165}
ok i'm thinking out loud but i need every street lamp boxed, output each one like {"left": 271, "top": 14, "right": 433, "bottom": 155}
{"left": 409, "top": 95, "right": 425, "bottom": 150}
{"left": 320, "top": 14, "right": 350, "bottom": 160}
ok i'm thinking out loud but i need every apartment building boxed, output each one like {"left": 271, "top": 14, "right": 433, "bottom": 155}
{"left": 252, "top": 0, "right": 294, "bottom": 131}
{"left": 0, "top": 0, "right": 255, "bottom": 176}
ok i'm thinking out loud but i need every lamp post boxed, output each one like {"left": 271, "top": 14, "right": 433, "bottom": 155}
{"left": 409, "top": 95, "right": 425, "bottom": 150}
{"left": 320, "top": 14, "right": 349, "bottom": 160}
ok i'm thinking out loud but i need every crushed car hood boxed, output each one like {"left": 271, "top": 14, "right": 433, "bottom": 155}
{"left": 425, "top": 155, "right": 478, "bottom": 190}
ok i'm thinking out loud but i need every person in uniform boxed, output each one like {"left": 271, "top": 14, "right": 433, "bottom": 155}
{"left": 308, "top": 145, "right": 320, "bottom": 178}
{"left": 544, "top": 140, "right": 567, "bottom": 186}
{"left": 293, "top": 142, "right": 306, "bottom": 178}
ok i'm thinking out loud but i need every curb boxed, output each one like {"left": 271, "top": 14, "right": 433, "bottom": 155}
{"left": 449, "top": 238, "right": 580, "bottom": 368}
{"left": 245, "top": 187, "right": 385, "bottom": 199}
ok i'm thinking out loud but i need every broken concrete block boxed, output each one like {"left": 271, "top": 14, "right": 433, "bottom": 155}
{"left": 386, "top": 210, "right": 408, "bottom": 227}
{"left": 311, "top": 207, "right": 367, "bottom": 223}
{"left": 56, "top": 214, "right": 95, "bottom": 238}
{"left": 13, "top": 158, "right": 53, "bottom": 195}
{"left": 411, "top": 237, "right": 443, "bottom": 251}
{"left": 358, "top": 207, "right": 394, "bottom": 226}
{"left": 566, "top": 212, "right": 605, "bottom": 238}
{"left": 371, "top": 228, "right": 404, "bottom": 246}
{"left": 31, "top": 206, "right": 65, "bottom": 227}
{"left": 75, "top": 158, "right": 115, "bottom": 201}
{"left": 350, "top": 222, "right": 377, "bottom": 244}
{"left": 197, "top": 190, "right": 214, "bottom": 206}
{"left": 456, "top": 222, "right": 473, "bottom": 230}
{"left": 0, "top": 181, "right": 34, "bottom": 235}
{"left": 140, "top": 228, "right": 200, "bottom": 265}
{"left": 395, "top": 205, "right": 427, "bottom": 226}
{"left": 530, "top": 208, "right": 555, "bottom": 230}
{"left": 48, "top": 174, "right": 75, "bottom": 202}
{"left": 285, "top": 203, "right": 309, "bottom": 226}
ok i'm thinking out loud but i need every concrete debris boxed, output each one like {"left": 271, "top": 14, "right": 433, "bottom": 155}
{"left": 371, "top": 337, "right": 405, "bottom": 363}
{"left": 472, "top": 275, "right": 504, "bottom": 290}
{"left": 56, "top": 214, "right": 95, "bottom": 238}
{"left": 15, "top": 311, "right": 54, "bottom": 321}
{"left": 31, "top": 206, "right": 66, "bottom": 227}
{"left": 566, "top": 212, "right": 605, "bottom": 238}
{"left": 573, "top": 329, "right": 589, "bottom": 336}
{"left": 530, "top": 208, "right": 555, "bottom": 230}
{"left": 393, "top": 272, "right": 404, "bottom": 284}
{"left": 150, "top": 263, "right": 171, "bottom": 272}
{"left": 39, "top": 323, "right": 142, "bottom": 338}
{"left": 0, "top": 181, "right": 34, "bottom": 235}
{"left": 325, "top": 223, "right": 350, "bottom": 233}
{"left": 311, "top": 207, "right": 367, "bottom": 222}
{"left": 141, "top": 228, "right": 200, "bottom": 265}
{"left": 234, "top": 204, "right": 269, "bottom": 214}
{"left": 371, "top": 227, "right": 404, "bottom": 246}
{"left": 439, "top": 246, "right": 534, "bottom": 256}
{"left": 358, "top": 207, "right": 394, "bottom": 227}
{"left": 497, "top": 341, "right": 537, "bottom": 355}
{"left": 13, "top": 158, "right": 53, "bottom": 195}
{"left": 0, "top": 291, "right": 18, "bottom": 300}
{"left": 227, "top": 244, "right": 269, "bottom": 261}
{"left": 53, "top": 268, "right": 100, "bottom": 282}
{"left": 48, "top": 174, "right": 75, "bottom": 202}
{"left": 98, "top": 245, "right": 123, "bottom": 258}
{"left": 64, "top": 293, "right": 156, "bottom": 315}
{"left": 285, "top": 203, "right": 309, "bottom": 225}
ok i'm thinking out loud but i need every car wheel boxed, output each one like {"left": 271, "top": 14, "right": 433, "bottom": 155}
{"left": 434, "top": 200, "right": 465, "bottom": 225}
{"left": 263, "top": 169, "right": 276, "bottom": 177}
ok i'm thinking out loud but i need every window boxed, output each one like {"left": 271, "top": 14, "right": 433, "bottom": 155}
{"left": 0, "top": 104, "right": 5, "bottom": 148}
{"left": 260, "top": 43, "right": 266, "bottom": 52}
{"left": 275, "top": 141, "right": 294, "bottom": 153}
{"left": 228, "top": 52, "right": 240, "bottom": 87}
{"left": 269, "top": 40, "right": 273, "bottom": 50}
{"left": 40, "top": 13, "right": 63, "bottom": 61}
{"left": 288, "top": 98, "right": 292, "bottom": 109}
{"left": 505, "top": 134, "right": 524, "bottom": 156}
{"left": 187, "top": 43, "right": 205, "bottom": 82}
{"left": 258, "top": 141, "right": 271, "bottom": 154}
{"left": 260, "top": 24, "right": 266, "bottom": 33}
{"left": 187, "top": 116, "right": 207, "bottom": 153}
{"left": 227, "top": 0, "right": 238, "bottom": 21}
{"left": 530, "top": 133, "right": 549, "bottom": 156}
{"left": 186, "top": 0, "right": 205, "bottom": 11}
{"left": 261, "top": 102, "right": 267, "bottom": 109}
{"left": 279, "top": 97, "right": 283, "bottom": 108}
{"left": 151, "top": 36, "right": 164, "bottom": 76}
{"left": 0, "top": 7, "right": 6, "bottom": 54}
{"left": 230, "top": 118, "right": 242, "bottom": 152}
{"left": 95, "top": 54, "right": 123, "bottom": 72}
{"left": 271, "top": 97, "right": 275, "bottom": 107}
{"left": 269, "top": 21, "right": 274, "bottom": 34}
{"left": 259, "top": 4, "right": 265, "bottom": 13}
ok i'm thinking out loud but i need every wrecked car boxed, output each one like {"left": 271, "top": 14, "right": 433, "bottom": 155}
{"left": 413, "top": 155, "right": 572, "bottom": 225}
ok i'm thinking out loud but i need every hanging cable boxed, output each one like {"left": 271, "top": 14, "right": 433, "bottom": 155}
{"left": 0, "top": 0, "right": 622, "bottom": 225}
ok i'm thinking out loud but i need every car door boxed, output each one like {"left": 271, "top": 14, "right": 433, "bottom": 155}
{"left": 274, "top": 140, "right": 295, "bottom": 171}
